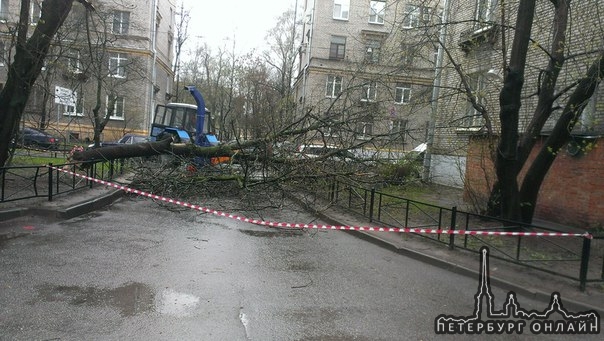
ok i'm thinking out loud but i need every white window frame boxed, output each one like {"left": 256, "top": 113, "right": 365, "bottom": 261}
{"left": 357, "top": 121, "right": 373, "bottom": 139}
{"left": 324, "top": 112, "right": 343, "bottom": 137}
{"left": 361, "top": 82, "right": 377, "bottom": 102}
{"left": 0, "top": 40, "right": 6, "bottom": 66}
{"left": 325, "top": 75, "right": 343, "bottom": 98}
{"left": 476, "top": 0, "right": 496, "bottom": 22}
{"left": 390, "top": 119, "right": 408, "bottom": 144}
{"left": 403, "top": 4, "right": 420, "bottom": 28}
{"left": 391, "top": 119, "right": 407, "bottom": 133}
{"left": 113, "top": 11, "right": 130, "bottom": 35}
{"left": 369, "top": 1, "right": 386, "bottom": 24}
{"left": 62, "top": 91, "right": 84, "bottom": 117}
{"left": 329, "top": 36, "right": 346, "bottom": 60}
{"left": 333, "top": 0, "right": 350, "bottom": 20}
{"left": 67, "top": 50, "right": 82, "bottom": 74}
{"left": 107, "top": 95, "right": 125, "bottom": 120}
{"left": 581, "top": 83, "right": 600, "bottom": 132}
{"left": 0, "top": 0, "right": 9, "bottom": 21}
{"left": 365, "top": 40, "right": 381, "bottom": 63}
{"left": 30, "top": 1, "right": 42, "bottom": 24}
{"left": 400, "top": 43, "right": 415, "bottom": 65}
{"left": 109, "top": 53, "right": 127, "bottom": 78}
{"left": 464, "top": 73, "right": 485, "bottom": 127}
{"left": 395, "top": 84, "right": 412, "bottom": 104}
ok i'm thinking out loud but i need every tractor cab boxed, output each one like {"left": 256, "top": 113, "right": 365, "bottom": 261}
{"left": 149, "top": 86, "right": 218, "bottom": 147}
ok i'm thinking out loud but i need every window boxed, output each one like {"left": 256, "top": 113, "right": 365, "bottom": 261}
{"left": 109, "top": 53, "right": 127, "bottom": 78}
{"left": 113, "top": 11, "right": 130, "bottom": 35}
{"left": 62, "top": 90, "right": 84, "bottom": 117}
{"left": 30, "top": 1, "right": 42, "bottom": 24}
{"left": 403, "top": 4, "right": 420, "bottom": 28}
{"left": 581, "top": 83, "right": 601, "bottom": 132}
{"left": 0, "top": 40, "right": 6, "bottom": 66}
{"left": 361, "top": 82, "right": 377, "bottom": 102}
{"left": 329, "top": 36, "right": 346, "bottom": 60}
{"left": 325, "top": 75, "right": 343, "bottom": 98}
{"left": 107, "top": 95, "right": 125, "bottom": 120}
{"left": 365, "top": 40, "right": 381, "bottom": 63}
{"left": 464, "top": 73, "right": 485, "bottom": 127}
{"left": 402, "top": 4, "right": 431, "bottom": 28}
{"left": 395, "top": 83, "right": 411, "bottom": 104}
{"left": 391, "top": 119, "right": 408, "bottom": 144}
{"left": 67, "top": 50, "right": 81, "bottom": 73}
{"left": 476, "top": 0, "right": 496, "bottom": 22}
{"left": 333, "top": 0, "right": 349, "bottom": 20}
{"left": 356, "top": 118, "right": 373, "bottom": 139}
{"left": 324, "top": 112, "right": 343, "bottom": 137}
{"left": 400, "top": 43, "right": 415, "bottom": 65}
{"left": 369, "top": 1, "right": 385, "bottom": 24}
{"left": 0, "top": 0, "right": 8, "bottom": 20}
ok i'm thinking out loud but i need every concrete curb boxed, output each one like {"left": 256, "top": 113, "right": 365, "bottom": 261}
{"left": 0, "top": 189, "right": 125, "bottom": 241}
{"left": 55, "top": 189, "right": 125, "bottom": 219}
{"left": 0, "top": 207, "right": 28, "bottom": 221}
{"left": 309, "top": 200, "right": 604, "bottom": 316}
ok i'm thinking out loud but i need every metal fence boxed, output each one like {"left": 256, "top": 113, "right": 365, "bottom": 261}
{"left": 323, "top": 178, "right": 603, "bottom": 291}
{"left": 0, "top": 160, "right": 125, "bottom": 203}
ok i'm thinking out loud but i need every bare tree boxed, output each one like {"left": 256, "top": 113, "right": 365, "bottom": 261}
{"left": 434, "top": 0, "right": 604, "bottom": 223}
{"left": 0, "top": 0, "right": 94, "bottom": 167}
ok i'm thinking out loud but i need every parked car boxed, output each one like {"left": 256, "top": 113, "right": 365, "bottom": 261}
{"left": 296, "top": 144, "right": 356, "bottom": 161}
{"left": 18, "top": 127, "right": 61, "bottom": 149}
{"left": 89, "top": 133, "right": 148, "bottom": 148}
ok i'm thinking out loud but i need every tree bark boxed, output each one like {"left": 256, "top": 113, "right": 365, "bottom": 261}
{"left": 0, "top": 0, "right": 75, "bottom": 167}
{"left": 519, "top": 51, "right": 604, "bottom": 222}
{"left": 495, "top": 0, "right": 536, "bottom": 222}
{"left": 488, "top": 0, "right": 570, "bottom": 222}
{"left": 72, "top": 138, "right": 235, "bottom": 162}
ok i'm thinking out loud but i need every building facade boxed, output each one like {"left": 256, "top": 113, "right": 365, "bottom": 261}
{"left": 431, "top": 0, "right": 604, "bottom": 227}
{"left": 294, "top": 0, "right": 440, "bottom": 156}
{"left": 429, "top": 0, "right": 604, "bottom": 188}
{"left": 0, "top": 0, "right": 175, "bottom": 142}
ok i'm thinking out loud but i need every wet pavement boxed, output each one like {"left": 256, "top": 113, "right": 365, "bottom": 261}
{"left": 0, "top": 181, "right": 603, "bottom": 339}
{"left": 1, "top": 197, "right": 600, "bottom": 340}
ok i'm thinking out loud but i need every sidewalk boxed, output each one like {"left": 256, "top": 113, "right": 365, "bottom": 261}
{"left": 1, "top": 182, "right": 603, "bottom": 315}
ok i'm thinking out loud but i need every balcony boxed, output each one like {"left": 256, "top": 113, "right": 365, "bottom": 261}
{"left": 459, "top": 23, "right": 498, "bottom": 52}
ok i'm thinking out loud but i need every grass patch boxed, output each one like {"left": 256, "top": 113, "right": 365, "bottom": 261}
{"left": 10, "top": 154, "right": 68, "bottom": 166}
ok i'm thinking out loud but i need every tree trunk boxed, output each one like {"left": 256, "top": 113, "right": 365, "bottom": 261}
{"left": 72, "top": 138, "right": 234, "bottom": 162}
{"left": 0, "top": 0, "right": 74, "bottom": 167}
{"left": 488, "top": 0, "right": 570, "bottom": 221}
{"left": 495, "top": 0, "right": 536, "bottom": 222}
{"left": 519, "top": 51, "right": 604, "bottom": 222}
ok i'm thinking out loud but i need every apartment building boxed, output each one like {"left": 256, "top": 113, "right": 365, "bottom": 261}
{"left": 294, "top": 0, "right": 440, "bottom": 155}
{"left": 0, "top": 0, "right": 175, "bottom": 142}
{"left": 431, "top": 0, "right": 604, "bottom": 226}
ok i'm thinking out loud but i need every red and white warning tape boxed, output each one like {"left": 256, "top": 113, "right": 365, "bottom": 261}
{"left": 48, "top": 165, "right": 593, "bottom": 239}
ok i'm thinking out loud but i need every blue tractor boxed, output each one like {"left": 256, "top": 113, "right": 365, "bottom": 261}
{"left": 150, "top": 86, "right": 218, "bottom": 147}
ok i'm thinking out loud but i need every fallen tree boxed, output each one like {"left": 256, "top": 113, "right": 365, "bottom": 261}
{"left": 71, "top": 138, "right": 235, "bottom": 162}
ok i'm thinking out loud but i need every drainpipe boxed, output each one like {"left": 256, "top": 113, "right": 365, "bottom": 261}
{"left": 148, "top": 0, "right": 158, "bottom": 134}
{"left": 301, "top": 0, "right": 315, "bottom": 113}
{"left": 423, "top": 0, "right": 451, "bottom": 182}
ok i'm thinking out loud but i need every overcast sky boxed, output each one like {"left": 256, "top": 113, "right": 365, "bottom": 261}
{"left": 180, "top": 0, "right": 300, "bottom": 53}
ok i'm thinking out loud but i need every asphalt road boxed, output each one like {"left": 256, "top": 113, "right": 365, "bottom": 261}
{"left": 0, "top": 197, "right": 600, "bottom": 340}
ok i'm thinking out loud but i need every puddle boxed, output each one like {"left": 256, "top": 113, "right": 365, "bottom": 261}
{"left": 239, "top": 229, "right": 304, "bottom": 238}
{"left": 36, "top": 283, "right": 201, "bottom": 317}
{"left": 36, "top": 282, "right": 154, "bottom": 317}
{"left": 156, "top": 288, "right": 200, "bottom": 316}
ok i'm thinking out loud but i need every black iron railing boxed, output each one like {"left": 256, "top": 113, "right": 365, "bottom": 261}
{"left": 0, "top": 159, "right": 125, "bottom": 203}
{"left": 318, "top": 178, "right": 603, "bottom": 291}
